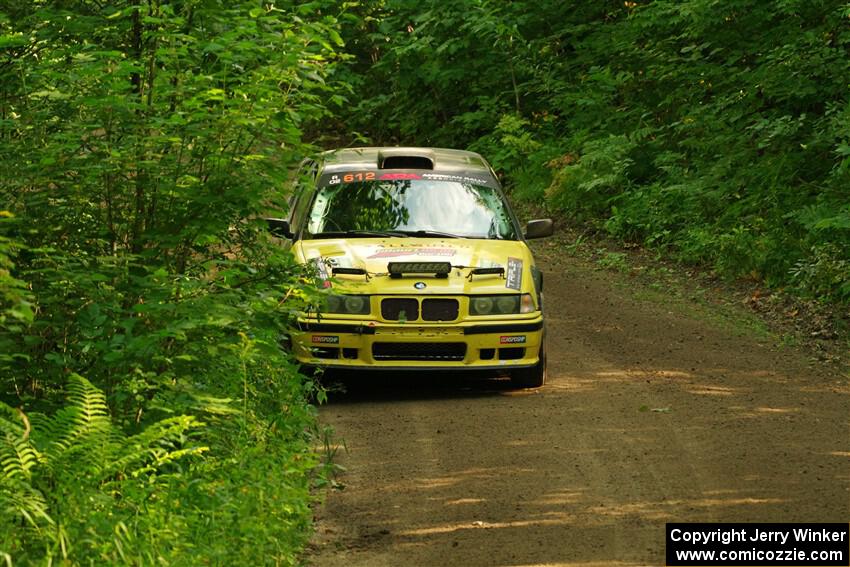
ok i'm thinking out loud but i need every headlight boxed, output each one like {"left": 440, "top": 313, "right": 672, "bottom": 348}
{"left": 344, "top": 295, "right": 366, "bottom": 313}
{"left": 471, "top": 296, "right": 494, "bottom": 315}
{"left": 469, "top": 294, "right": 536, "bottom": 315}
{"left": 326, "top": 295, "right": 342, "bottom": 312}
{"left": 324, "top": 294, "right": 370, "bottom": 315}
{"left": 496, "top": 296, "right": 518, "bottom": 313}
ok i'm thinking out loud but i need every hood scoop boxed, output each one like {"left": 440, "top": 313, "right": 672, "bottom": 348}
{"left": 378, "top": 149, "right": 435, "bottom": 170}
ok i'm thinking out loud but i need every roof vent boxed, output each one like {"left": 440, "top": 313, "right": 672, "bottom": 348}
{"left": 380, "top": 155, "right": 434, "bottom": 170}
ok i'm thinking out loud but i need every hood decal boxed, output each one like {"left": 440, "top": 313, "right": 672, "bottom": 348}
{"left": 367, "top": 246, "right": 457, "bottom": 259}
{"left": 297, "top": 238, "right": 533, "bottom": 295}
{"left": 311, "top": 257, "right": 333, "bottom": 288}
{"left": 506, "top": 257, "right": 523, "bottom": 290}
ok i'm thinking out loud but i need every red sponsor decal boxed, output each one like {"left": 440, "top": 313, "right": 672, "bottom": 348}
{"left": 312, "top": 335, "right": 339, "bottom": 344}
{"left": 379, "top": 173, "right": 422, "bottom": 180}
{"left": 499, "top": 335, "right": 526, "bottom": 344}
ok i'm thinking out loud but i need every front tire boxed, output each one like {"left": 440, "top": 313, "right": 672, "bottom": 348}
{"left": 510, "top": 343, "right": 546, "bottom": 389}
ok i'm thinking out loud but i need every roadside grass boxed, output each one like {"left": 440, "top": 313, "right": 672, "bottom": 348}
{"left": 536, "top": 229, "right": 775, "bottom": 342}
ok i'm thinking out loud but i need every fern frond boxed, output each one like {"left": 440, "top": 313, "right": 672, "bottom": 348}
{"left": 105, "top": 416, "right": 205, "bottom": 479}
{"left": 1, "top": 433, "right": 41, "bottom": 479}
{"left": 0, "top": 403, "right": 25, "bottom": 438}
{"left": 130, "top": 447, "right": 208, "bottom": 478}
{"left": 127, "top": 415, "right": 203, "bottom": 449}
{"left": 43, "top": 374, "right": 113, "bottom": 462}
{"left": 0, "top": 400, "right": 43, "bottom": 483}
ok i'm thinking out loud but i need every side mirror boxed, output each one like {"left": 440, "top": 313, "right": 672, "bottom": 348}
{"left": 524, "top": 218, "right": 554, "bottom": 239}
{"left": 265, "top": 217, "right": 293, "bottom": 239}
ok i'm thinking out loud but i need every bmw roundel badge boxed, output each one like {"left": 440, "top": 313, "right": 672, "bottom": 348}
{"left": 414, "top": 282, "right": 427, "bottom": 290}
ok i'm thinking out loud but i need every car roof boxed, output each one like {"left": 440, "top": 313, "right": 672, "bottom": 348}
{"left": 318, "top": 147, "right": 495, "bottom": 177}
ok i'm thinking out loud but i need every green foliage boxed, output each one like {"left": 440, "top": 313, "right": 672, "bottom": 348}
{"left": 0, "top": 0, "right": 342, "bottom": 564}
{"left": 0, "top": 215, "right": 32, "bottom": 328}
{"left": 548, "top": 135, "right": 636, "bottom": 220}
{"left": 1, "top": 374, "right": 204, "bottom": 563}
{"left": 336, "top": 0, "right": 850, "bottom": 302}
{"left": 0, "top": 214, "right": 34, "bottom": 372}
{"left": 470, "top": 114, "right": 560, "bottom": 202}
{"left": 789, "top": 243, "right": 850, "bottom": 301}
{"left": 595, "top": 250, "right": 629, "bottom": 273}
{"left": 0, "top": 0, "right": 341, "bottom": 394}
{"left": 0, "top": 366, "right": 324, "bottom": 565}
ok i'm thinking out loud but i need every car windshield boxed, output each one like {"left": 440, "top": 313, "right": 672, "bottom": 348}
{"left": 304, "top": 179, "right": 518, "bottom": 240}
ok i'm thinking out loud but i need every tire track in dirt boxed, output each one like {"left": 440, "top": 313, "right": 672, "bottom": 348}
{"left": 306, "top": 252, "right": 850, "bottom": 567}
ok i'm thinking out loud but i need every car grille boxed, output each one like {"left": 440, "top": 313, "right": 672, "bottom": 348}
{"left": 381, "top": 298, "right": 419, "bottom": 321}
{"left": 381, "top": 297, "right": 459, "bottom": 321}
{"left": 421, "top": 298, "right": 459, "bottom": 321}
{"left": 372, "top": 342, "right": 466, "bottom": 361}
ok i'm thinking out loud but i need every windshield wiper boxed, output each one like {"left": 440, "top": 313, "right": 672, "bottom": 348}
{"left": 311, "top": 230, "right": 406, "bottom": 239}
{"left": 393, "top": 230, "right": 467, "bottom": 239}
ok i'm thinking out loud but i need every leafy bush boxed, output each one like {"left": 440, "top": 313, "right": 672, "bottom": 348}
{"left": 790, "top": 243, "right": 850, "bottom": 301}
{"left": 546, "top": 135, "right": 636, "bottom": 221}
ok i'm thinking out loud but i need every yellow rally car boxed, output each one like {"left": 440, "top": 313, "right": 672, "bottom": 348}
{"left": 268, "top": 147, "right": 554, "bottom": 387}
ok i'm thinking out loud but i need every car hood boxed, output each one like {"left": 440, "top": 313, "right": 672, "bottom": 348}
{"left": 294, "top": 237, "right": 536, "bottom": 295}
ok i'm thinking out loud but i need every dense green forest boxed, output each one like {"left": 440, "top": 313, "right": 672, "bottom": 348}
{"left": 332, "top": 0, "right": 850, "bottom": 301}
{"left": 1, "top": 0, "right": 849, "bottom": 564}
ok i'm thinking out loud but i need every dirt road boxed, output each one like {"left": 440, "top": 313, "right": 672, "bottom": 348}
{"left": 307, "top": 246, "right": 849, "bottom": 567}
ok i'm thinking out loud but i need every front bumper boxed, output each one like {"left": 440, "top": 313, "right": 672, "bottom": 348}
{"left": 292, "top": 316, "right": 544, "bottom": 371}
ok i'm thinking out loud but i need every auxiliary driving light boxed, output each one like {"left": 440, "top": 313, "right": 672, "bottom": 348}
{"left": 387, "top": 261, "right": 452, "bottom": 278}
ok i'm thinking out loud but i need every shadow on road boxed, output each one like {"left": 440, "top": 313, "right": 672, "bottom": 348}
{"left": 318, "top": 369, "right": 523, "bottom": 404}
